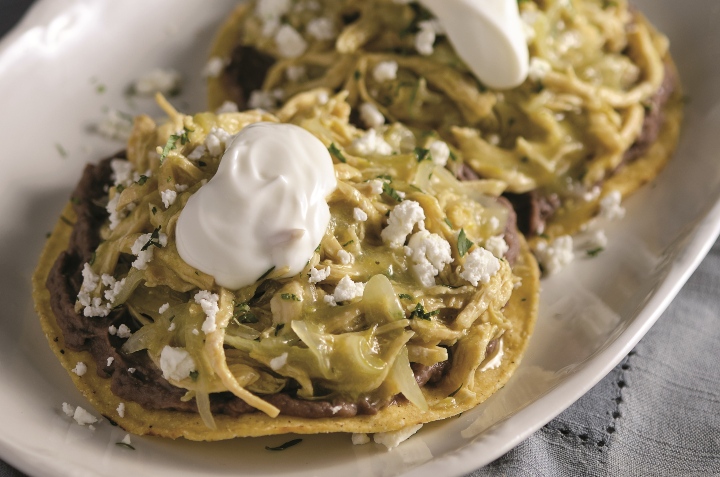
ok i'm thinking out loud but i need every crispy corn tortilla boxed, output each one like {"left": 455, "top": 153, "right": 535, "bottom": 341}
{"left": 33, "top": 202, "right": 538, "bottom": 440}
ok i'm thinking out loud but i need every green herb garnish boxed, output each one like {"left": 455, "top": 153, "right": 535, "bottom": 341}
{"left": 328, "top": 143, "right": 347, "bottom": 163}
{"left": 55, "top": 143, "right": 67, "bottom": 158}
{"left": 189, "top": 370, "right": 199, "bottom": 381}
{"left": 136, "top": 175, "right": 148, "bottom": 186}
{"left": 140, "top": 226, "right": 163, "bottom": 251}
{"left": 382, "top": 182, "right": 403, "bottom": 202}
{"left": 448, "top": 383, "right": 463, "bottom": 397}
{"left": 281, "top": 293, "right": 301, "bottom": 301}
{"left": 398, "top": 293, "right": 414, "bottom": 300}
{"left": 414, "top": 147, "right": 431, "bottom": 162}
{"left": 409, "top": 303, "right": 438, "bottom": 320}
{"left": 265, "top": 438, "right": 302, "bottom": 451}
{"left": 457, "top": 229, "right": 473, "bottom": 257}
{"left": 115, "top": 442, "right": 135, "bottom": 450}
{"left": 342, "top": 240, "right": 354, "bottom": 247}
{"left": 444, "top": 217, "right": 454, "bottom": 228}
{"left": 587, "top": 247, "right": 604, "bottom": 257}
{"left": 160, "top": 134, "right": 180, "bottom": 162}
{"left": 257, "top": 265, "right": 276, "bottom": 282}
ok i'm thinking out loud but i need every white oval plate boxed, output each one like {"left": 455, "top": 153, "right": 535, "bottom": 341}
{"left": 1, "top": 1, "right": 719, "bottom": 476}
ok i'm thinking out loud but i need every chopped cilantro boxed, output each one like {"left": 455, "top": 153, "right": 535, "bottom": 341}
{"left": 198, "top": 160, "right": 207, "bottom": 167}
{"left": 160, "top": 134, "right": 180, "bottom": 162}
{"left": 116, "top": 184, "right": 125, "bottom": 193}
{"left": 55, "top": 143, "right": 67, "bottom": 158}
{"left": 353, "top": 70, "right": 361, "bottom": 80}
{"left": 328, "top": 143, "right": 347, "bottom": 163}
{"left": 414, "top": 147, "right": 431, "bottom": 162}
{"left": 281, "top": 293, "right": 301, "bottom": 301}
{"left": 180, "top": 126, "right": 193, "bottom": 145}
{"left": 342, "top": 240, "right": 354, "bottom": 247}
{"left": 257, "top": 265, "right": 276, "bottom": 282}
{"left": 457, "top": 229, "right": 474, "bottom": 257}
{"left": 449, "top": 150, "right": 458, "bottom": 162}
{"left": 409, "top": 302, "right": 438, "bottom": 320}
{"left": 60, "top": 216, "right": 75, "bottom": 227}
{"left": 136, "top": 175, "right": 148, "bottom": 186}
{"left": 151, "top": 206, "right": 157, "bottom": 215}
{"left": 587, "top": 247, "right": 604, "bottom": 257}
{"left": 382, "top": 182, "right": 403, "bottom": 202}
{"left": 140, "top": 226, "right": 163, "bottom": 252}
{"left": 115, "top": 442, "right": 135, "bottom": 450}
{"left": 444, "top": 217, "right": 454, "bottom": 228}
{"left": 189, "top": 370, "right": 199, "bottom": 381}
{"left": 376, "top": 174, "right": 393, "bottom": 182}
{"left": 89, "top": 251, "right": 96, "bottom": 266}
{"left": 398, "top": 293, "right": 414, "bottom": 300}
{"left": 265, "top": 438, "right": 302, "bottom": 451}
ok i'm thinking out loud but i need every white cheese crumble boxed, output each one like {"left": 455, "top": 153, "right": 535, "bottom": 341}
{"left": 175, "top": 183, "right": 189, "bottom": 192}
{"left": 353, "top": 207, "right": 368, "bottom": 222}
{"left": 187, "top": 144, "right": 207, "bottom": 160}
{"left": 158, "top": 303, "right": 170, "bottom": 314}
{"left": 203, "top": 56, "right": 225, "bottom": 78}
{"left": 106, "top": 194, "right": 127, "bottom": 232}
{"left": 373, "top": 424, "right": 423, "bottom": 450}
{"left": 428, "top": 140, "right": 450, "bottom": 167}
{"left": 337, "top": 249, "right": 353, "bottom": 265}
{"left": 350, "top": 129, "right": 393, "bottom": 156}
{"left": 116, "top": 324, "right": 132, "bottom": 339}
{"left": 97, "top": 109, "right": 133, "bottom": 141}
{"left": 480, "top": 339, "right": 504, "bottom": 371}
{"left": 306, "top": 17, "right": 335, "bottom": 40}
{"left": 533, "top": 235, "right": 574, "bottom": 275}
{"left": 484, "top": 235, "right": 509, "bottom": 259}
{"left": 528, "top": 57, "right": 551, "bottom": 82}
{"left": 598, "top": 191, "right": 626, "bottom": 220}
{"left": 130, "top": 231, "right": 168, "bottom": 270}
{"left": 323, "top": 294, "right": 337, "bottom": 307}
{"left": 215, "top": 100, "right": 239, "bottom": 115}
{"left": 405, "top": 231, "right": 453, "bottom": 288}
{"left": 368, "top": 179, "right": 385, "bottom": 195}
{"left": 108, "top": 325, "right": 117, "bottom": 336}
{"left": 256, "top": 0, "right": 291, "bottom": 34}
{"left": 275, "top": 24, "right": 308, "bottom": 58}
{"left": 101, "top": 274, "right": 125, "bottom": 305}
{"left": 458, "top": 247, "right": 501, "bottom": 286}
{"left": 269, "top": 352, "right": 288, "bottom": 371}
{"left": 72, "top": 362, "right": 87, "bottom": 377}
{"left": 133, "top": 68, "right": 181, "bottom": 96}
{"left": 373, "top": 61, "right": 398, "bottom": 83}
{"left": 106, "top": 357, "right": 114, "bottom": 367}
{"left": 168, "top": 322, "right": 176, "bottom": 332}
{"left": 415, "top": 20, "right": 442, "bottom": 56}
{"left": 586, "top": 229, "right": 608, "bottom": 251}
{"left": 77, "top": 263, "right": 110, "bottom": 318}
{"left": 62, "top": 402, "right": 75, "bottom": 417}
{"left": 127, "top": 367, "right": 136, "bottom": 374}
{"left": 192, "top": 329, "right": 200, "bottom": 336}
{"left": 121, "top": 434, "right": 132, "bottom": 445}
{"left": 159, "top": 346, "right": 196, "bottom": 382}
{"left": 308, "top": 266, "right": 331, "bottom": 284}
{"left": 359, "top": 102, "right": 385, "bottom": 129}
{"left": 195, "top": 290, "right": 220, "bottom": 334}
{"left": 205, "top": 126, "right": 234, "bottom": 156}
{"left": 72, "top": 406, "right": 98, "bottom": 426}
{"left": 117, "top": 403, "right": 125, "bottom": 418}
{"left": 285, "top": 65, "right": 307, "bottom": 82}
{"left": 333, "top": 275, "right": 365, "bottom": 302}
{"left": 161, "top": 189, "right": 177, "bottom": 208}
{"left": 381, "top": 200, "right": 426, "bottom": 248}
{"left": 352, "top": 433, "right": 371, "bottom": 445}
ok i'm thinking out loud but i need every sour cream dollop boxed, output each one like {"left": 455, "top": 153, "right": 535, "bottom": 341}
{"left": 176, "top": 122, "right": 337, "bottom": 289}
{"left": 418, "top": 0, "right": 529, "bottom": 89}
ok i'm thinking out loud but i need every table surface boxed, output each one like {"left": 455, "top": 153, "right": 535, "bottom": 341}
{"left": 1, "top": 1, "right": 719, "bottom": 477}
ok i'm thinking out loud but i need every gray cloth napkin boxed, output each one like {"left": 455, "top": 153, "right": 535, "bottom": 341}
{"left": 470, "top": 239, "right": 720, "bottom": 476}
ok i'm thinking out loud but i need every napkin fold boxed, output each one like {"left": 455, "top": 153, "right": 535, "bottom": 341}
{"left": 470, "top": 240, "right": 720, "bottom": 476}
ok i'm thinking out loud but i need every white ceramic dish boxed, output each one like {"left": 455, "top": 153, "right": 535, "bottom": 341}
{"left": 1, "top": 1, "right": 720, "bottom": 476}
